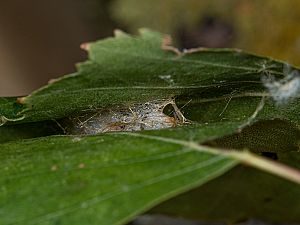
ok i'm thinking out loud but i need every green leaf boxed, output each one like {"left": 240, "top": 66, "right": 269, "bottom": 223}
{"left": 1, "top": 29, "right": 300, "bottom": 225}
{"left": 1, "top": 124, "right": 239, "bottom": 225}
{"left": 0, "top": 29, "right": 296, "bottom": 124}
{"left": 1, "top": 123, "right": 300, "bottom": 225}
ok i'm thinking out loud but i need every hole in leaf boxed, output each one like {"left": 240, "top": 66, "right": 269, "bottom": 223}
{"left": 263, "top": 197, "right": 273, "bottom": 203}
{"left": 260, "top": 152, "right": 278, "bottom": 160}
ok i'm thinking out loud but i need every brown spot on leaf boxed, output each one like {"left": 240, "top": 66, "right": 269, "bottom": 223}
{"left": 78, "top": 163, "right": 85, "bottom": 169}
{"left": 51, "top": 165, "right": 58, "bottom": 171}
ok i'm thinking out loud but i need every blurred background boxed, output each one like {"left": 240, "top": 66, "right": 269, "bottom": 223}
{"left": 1, "top": 0, "right": 300, "bottom": 96}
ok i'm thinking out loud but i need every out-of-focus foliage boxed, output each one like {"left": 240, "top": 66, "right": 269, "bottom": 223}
{"left": 111, "top": 0, "right": 300, "bottom": 65}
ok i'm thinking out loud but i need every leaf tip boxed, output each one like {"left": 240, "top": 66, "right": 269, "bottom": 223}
{"left": 114, "top": 29, "right": 129, "bottom": 37}
{"left": 80, "top": 42, "right": 91, "bottom": 51}
{"left": 161, "top": 34, "right": 181, "bottom": 56}
{"left": 17, "top": 96, "right": 27, "bottom": 105}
